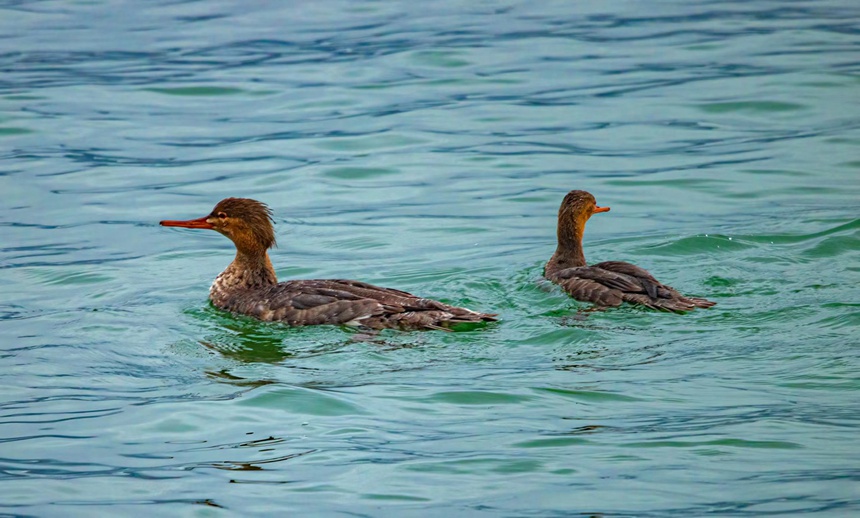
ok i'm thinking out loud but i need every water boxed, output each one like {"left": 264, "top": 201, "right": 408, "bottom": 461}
{"left": 2, "top": 0, "right": 859, "bottom": 515}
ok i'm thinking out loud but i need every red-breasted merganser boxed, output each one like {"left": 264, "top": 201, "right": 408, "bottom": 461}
{"left": 544, "top": 190, "right": 716, "bottom": 311}
{"left": 160, "top": 198, "right": 496, "bottom": 330}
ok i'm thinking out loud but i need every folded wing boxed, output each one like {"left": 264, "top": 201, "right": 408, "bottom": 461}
{"left": 219, "top": 279, "right": 496, "bottom": 329}
{"left": 550, "top": 261, "right": 715, "bottom": 312}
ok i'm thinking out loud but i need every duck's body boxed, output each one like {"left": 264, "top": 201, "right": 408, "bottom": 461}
{"left": 544, "top": 190, "right": 715, "bottom": 312}
{"left": 161, "top": 198, "right": 495, "bottom": 330}
{"left": 211, "top": 277, "right": 493, "bottom": 329}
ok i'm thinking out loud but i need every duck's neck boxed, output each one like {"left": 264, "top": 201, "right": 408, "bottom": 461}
{"left": 210, "top": 248, "right": 278, "bottom": 306}
{"left": 545, "top": 217, "right": 587, "bottom": 278}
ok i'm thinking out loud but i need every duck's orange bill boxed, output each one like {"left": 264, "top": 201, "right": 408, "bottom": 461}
{"left": 159, "top": 216, "right": 214, "bottom": 229}
{"left": 594, "top": 205, "right": 610, "bottom": 213}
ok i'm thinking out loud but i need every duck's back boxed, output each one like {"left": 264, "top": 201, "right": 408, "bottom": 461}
{"left": 548, "top": 261, "right": 715, "bottom": 312}
{"left": 215, "top": 278, "right": 496, "bottom": 329}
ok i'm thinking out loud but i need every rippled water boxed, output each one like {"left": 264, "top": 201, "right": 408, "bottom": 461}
{"left": 2, "top": 1, "right": 859, "bottom": 515}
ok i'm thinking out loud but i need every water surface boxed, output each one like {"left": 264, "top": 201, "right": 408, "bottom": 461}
{"left": 2, "top": 1, "right": 859, "bottom": 516}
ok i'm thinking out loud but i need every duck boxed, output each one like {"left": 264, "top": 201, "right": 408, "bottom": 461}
{"left": 160, "top": 198, "right": 496, "bottom": 330}
{"left": 544, "top": 190, "right": 716, "bottom": 312}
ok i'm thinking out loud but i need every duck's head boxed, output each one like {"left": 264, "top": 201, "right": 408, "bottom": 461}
{"left": 160, "top": 197, "right": 276, "bottom": 252}
{"left": 559, "top": 190, "right": 610, "bottom": 223}
{"left": 556, "top": 190, "right": 610, "bottom": 248}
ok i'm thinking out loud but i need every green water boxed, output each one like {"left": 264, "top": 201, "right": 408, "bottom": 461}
{"left": 1, "top": 1, "right": 859, "bottom": 516}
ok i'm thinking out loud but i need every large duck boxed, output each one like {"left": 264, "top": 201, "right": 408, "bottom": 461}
{"left": 544, "top": 190, "right": 716, "bottom": 312}
{"left": 160, "top": 198, "right": 496, "bottom": 330}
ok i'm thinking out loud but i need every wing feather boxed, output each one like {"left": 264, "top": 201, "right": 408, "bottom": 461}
{"left": 547, "top": 261, "right": 715, "bottom": 312}
{"left": 217, "top": 278, "right": 495, "bottom": 329}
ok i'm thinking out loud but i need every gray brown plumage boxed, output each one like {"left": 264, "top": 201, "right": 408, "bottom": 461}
{"left": 544, "top": 190, "right": 715, "bottom": 312}
{"left": 160, "top": 198, "right": 496, "bottom": 330}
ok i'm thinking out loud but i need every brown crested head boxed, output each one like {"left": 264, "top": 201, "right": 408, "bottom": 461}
{"left": 160, "top": 197, "right": 276, "bottom": 252}
{"left": 559, "top": 190, "right": 610, "bottom": 222}
{"left": 208, "top": 198, "right": 276, "bottom": 251}
{"left": 556, "top": 190, "right": 610, "bottom": 251}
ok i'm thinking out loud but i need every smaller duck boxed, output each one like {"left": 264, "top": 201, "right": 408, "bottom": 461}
{"left": 160, "top": 198, "right": 496, "bottom": 330}
{"left": 544, "top": 190, "right": 716, "bottom": 312}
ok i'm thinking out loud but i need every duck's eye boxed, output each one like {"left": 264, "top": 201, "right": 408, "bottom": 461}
{"left": 217, "top": 212, "right": 227, "bottom": 219}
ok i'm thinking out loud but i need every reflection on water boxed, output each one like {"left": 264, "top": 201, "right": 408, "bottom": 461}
{"left": 191, "top": 305, "right": 452, "bottom": 364}
{"left": 1, "top": 0, "right": 859, "bottom": 516}
{"left": 193, "top": 306, "right": 303, "bottom": 364}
